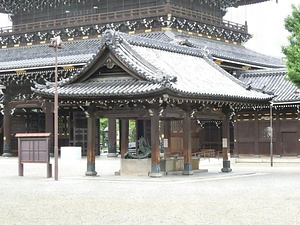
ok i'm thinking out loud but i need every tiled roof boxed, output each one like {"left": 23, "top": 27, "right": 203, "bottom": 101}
{"left": 137, "top": 31, "right": 284, "bottom": 69}
{"left": 36, "top": 80, "right": 164, "bottom": 97}
{"left": 0, "top": 29, "right": 283, "bottom": 72}
{"left": 239, "top": 68, "right": 300, "bottom": 103}
{"left": 33, "top": 30, "right": 272, "bottom": 103}
{"left": 0, "top": 39, "right": 102, "bottom": 70}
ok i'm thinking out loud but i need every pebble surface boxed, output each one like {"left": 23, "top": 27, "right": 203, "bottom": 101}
{"left": 0, "top": 156, "right": 300, "bottom": 225}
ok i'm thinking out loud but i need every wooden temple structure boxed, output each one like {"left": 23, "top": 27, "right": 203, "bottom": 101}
{"left": 236, "top": 69, "right": 300, "bottom": 157}
{"left": 0, "top": 0, "right": 291, "bottom": 176}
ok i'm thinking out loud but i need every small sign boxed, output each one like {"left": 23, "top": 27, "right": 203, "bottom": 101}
{"left": 163, "top": 139, "right": 168, "bottom": 148}
{"left": 222, "top": 138, "right": 228, "bottom": 148}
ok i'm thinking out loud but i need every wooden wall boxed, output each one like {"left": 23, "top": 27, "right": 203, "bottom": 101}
{"left": 234, "top": 108, "right": 300, "bottom": 157}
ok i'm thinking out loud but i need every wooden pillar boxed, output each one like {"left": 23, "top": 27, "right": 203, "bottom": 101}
{"left": 221, "top": 116, "right": 232, "bottom": 172}
{"left": 233, "top": 114, "right": 239, "bottom": 157}
{"left": 183, "top": 111, "right": 193, "bottom": 175}
{"left": 297, "top": 109, "right": 300, "bottom": 158}
{"left": 107, "top": 118, "right": 117, "bottom": 157}
{"left": 275, "top": 110, "right": 281, "bottom": 156}
{"left": 163, "top": 120, "right": 171, "bottom": 158}
{"left": 254, "top": 111, "right": 259, "bottom": 156}
{"left": 149, "top": 109, "right": 162, "bottom": 177}
{"left": 120, "top": 119, "right": 129, "bottom": 158}
{"left": 45, "top": 101, "right": 54, "bottom": 156}
{"left": 85, "top": 108, "right": 97, "bottom": 176}
{"left": 165, "top": 1, "right": 171, "bottom": 14}
{"left": 2, "top": 92, "right": 12, "bottom": 157}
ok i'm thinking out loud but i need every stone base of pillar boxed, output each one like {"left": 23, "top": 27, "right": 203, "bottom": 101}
{"left": 85, "top": 171, "right": 98, "bottom": 176}
{"left": 149, "top": 164, "right": 162, "bottom": 178}
{"left": 86, "top": 163, "right": 97, "bottom": 176}
{"left": 149, "top": 172, "right": 162, "bottom": 178}
{"left": 221, "top": 160, "right": 232, "bottom": 173}
{"left": 182, "top": 170, "right": 194, "bottom": 175}
{"left": 2, "top": 153, "right": 13, "bottom": 157}
{"left": 182, "top": 163, "right": 194, "bottom": 175}
{"left": 107, "top": 153, "right": 118, "bottom": 157}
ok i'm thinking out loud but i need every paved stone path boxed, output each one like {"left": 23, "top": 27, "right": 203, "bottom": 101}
{"left": 0, "top": 156, "right": 299, "bottom": 225}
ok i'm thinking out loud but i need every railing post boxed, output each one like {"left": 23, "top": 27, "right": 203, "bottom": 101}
{"left": 165, "top": 1, "right": 171, "bottom": 15}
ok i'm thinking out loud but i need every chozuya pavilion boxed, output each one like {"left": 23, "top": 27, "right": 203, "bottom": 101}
{"left": 29, "top": 29, "right": 272, "bottom": 176}
{"left": 0, "top": 0, "right": 279, "bottom": 176}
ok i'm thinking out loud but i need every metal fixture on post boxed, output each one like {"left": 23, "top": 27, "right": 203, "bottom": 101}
{"left": 49, "top": 36, "right": 62, "bottom": 181}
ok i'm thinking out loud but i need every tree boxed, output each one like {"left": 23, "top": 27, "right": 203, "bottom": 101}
{"left": 283, "top": 4, "right": 300, "bottom": 87}
{"left": 99, "top": 118, "right": 108, "bottom": 148}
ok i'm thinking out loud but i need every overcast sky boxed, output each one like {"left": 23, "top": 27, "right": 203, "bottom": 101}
{"left": 0, "top": 0, "right": 299, "bottom": 58}
{"left": 225, "top": 0, "right": 299, "bottom": 58}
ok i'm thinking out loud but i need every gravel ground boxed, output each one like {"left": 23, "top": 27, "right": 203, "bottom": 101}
{"left": 0, "top": 156, "right": 300, "bottom": 225}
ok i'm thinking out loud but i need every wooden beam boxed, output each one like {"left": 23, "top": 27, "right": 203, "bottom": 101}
{"left": 94, "top": 109, "right": 148, "bottom": 119}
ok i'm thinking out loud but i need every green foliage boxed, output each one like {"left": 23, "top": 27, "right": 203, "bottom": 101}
{"left": 283, "top": 4, "right": 300, "bottom": 87}
{"left": 99, "top": 118, "right": 108, "bottom": 146}
{"left": 129, "top": 120, "right": 136, "bottom": 142}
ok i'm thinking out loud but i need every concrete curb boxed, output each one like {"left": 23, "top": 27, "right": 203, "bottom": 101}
{"left": 235, "top": 157, "right": 300, "bottom": 163}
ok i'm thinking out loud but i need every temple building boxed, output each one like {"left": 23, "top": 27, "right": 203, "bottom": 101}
{"left": 0, "top": 0, "right": 295, "bottom": 176}
{"left": 236, "top": 69, "right": 300, "bottom": 157}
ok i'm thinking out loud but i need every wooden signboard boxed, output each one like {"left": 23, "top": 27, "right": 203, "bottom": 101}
{"left": 16, "top": 133, "right": 52, "bottom": 178}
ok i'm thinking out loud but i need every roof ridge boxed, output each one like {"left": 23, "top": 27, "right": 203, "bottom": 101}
{"left": 104, "top": 29, "right": 178, "bottom": 85}
{"left": 123, "top": 32, "right": 204, "bottom": 58}
{"left": 241, "top": 68, "right": 286, "bottom": 77}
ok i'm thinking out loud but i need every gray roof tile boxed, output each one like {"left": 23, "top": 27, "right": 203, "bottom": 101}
{"left": 0, "top": 39, "right": 102, "bottom": 70}
{"left": 0, "top": 30, "right": 283, "bottom": 71}
{"left": 37, "top": 79, "right": 164, "bottom": 97}
{"left": 138, "top": 31, "right": 284, "bottom": 68}
{"left": 239, "top": 69, "right": 300, "bottom": 103}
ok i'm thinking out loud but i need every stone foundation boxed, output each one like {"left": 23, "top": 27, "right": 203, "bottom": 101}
{"left": 120, "top": 158, "right": 151, "bottom": 176}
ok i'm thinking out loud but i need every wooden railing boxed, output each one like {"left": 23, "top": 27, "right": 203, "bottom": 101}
{"left": 0, "top": 5, "right": 167, "bottom": 35}
{"left": 170, "top": 5, "right": 247, "bottom": 32}
{"left": 0, "top": 4, "right": 247, "bottom": 35}
{"left": 0, "top": 6, "right": 166, "bottom": 34}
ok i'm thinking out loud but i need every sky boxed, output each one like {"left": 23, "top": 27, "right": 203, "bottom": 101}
{"left": 224, "top": 0, "right": 299, "bottom": 58}
{"left": 0, "top": 0, "right": 299, "bottom": 58}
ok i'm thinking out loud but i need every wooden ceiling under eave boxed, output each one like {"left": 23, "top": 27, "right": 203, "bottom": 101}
{"left": 232, "top": 0, "right": 271, "bottom": 7}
